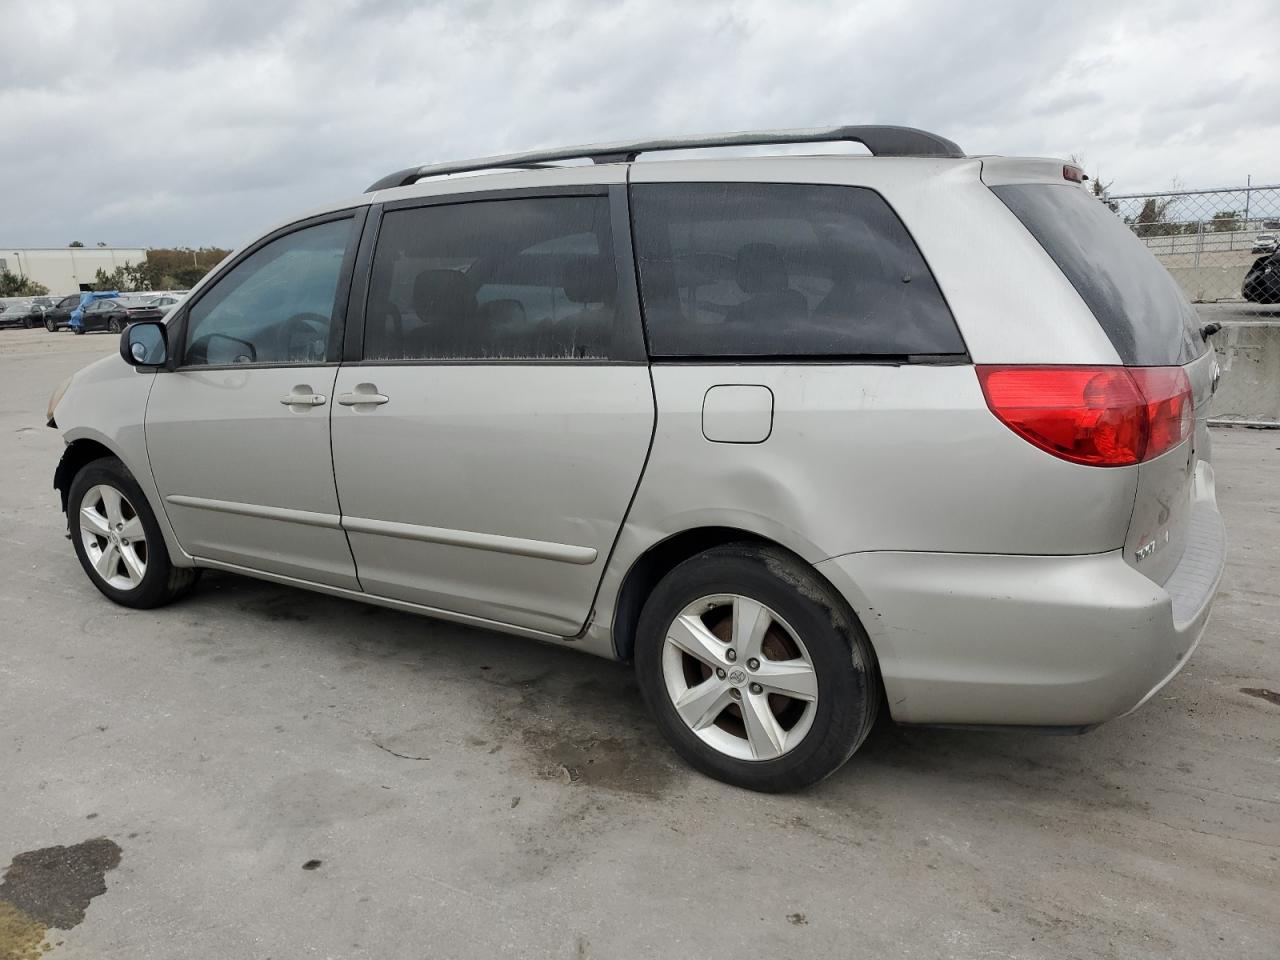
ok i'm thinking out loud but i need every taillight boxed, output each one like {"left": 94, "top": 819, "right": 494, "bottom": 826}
{"left": 976, "top": 365, "right": 1193, "bottom": 467}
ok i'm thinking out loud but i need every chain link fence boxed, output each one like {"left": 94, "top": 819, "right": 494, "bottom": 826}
{"left": 1104, "top": 182, "right": 1280, "bottom": 427}
{"left": 1205, "top": 319, "right": 1280, "bottom": 428}
{"left": 1105, "top": 182, "right": 1280, "bottom": 303}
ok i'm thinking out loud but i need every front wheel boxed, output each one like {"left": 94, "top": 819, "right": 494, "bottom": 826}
{"left": 635, "top": 543, "right": 879, "bottom": 792}
{"left": 45, "top": 316, "right": 56, "bottom": 332}
{"left": 68, "top": 456, "right": 199, "bottom": 608}
{"left": 72, "top": 325, "right": 84, "bottom": 335}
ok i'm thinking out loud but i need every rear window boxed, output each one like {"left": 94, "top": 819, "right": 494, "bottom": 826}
{"left": 991, "top": 183, "right": 1202, "bottom": 365}
{"left": 631, "top": 183, "right": 964, "bottom": 359}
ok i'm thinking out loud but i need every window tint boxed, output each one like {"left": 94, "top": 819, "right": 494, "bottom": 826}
{"left": 183, "top": 218, "right": 351, "bottom": 366}
{"left": 364, "top": 197, "right": 617, "bottom": 361}
{"left": 991, "top": 183, "right": 1202, "bottom": 365}
{"left": 631, "top": 183, "right": 963, "bottom": 358}
{"left": 59, "top": 296, "right": 79, "bottom": 309}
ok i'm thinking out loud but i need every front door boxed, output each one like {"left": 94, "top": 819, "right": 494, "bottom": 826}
{"left": 331, "top": 188, "right": 654, "bottom": 636}
{"left": 146, "top": 212, "right": 363, "bottom": 588}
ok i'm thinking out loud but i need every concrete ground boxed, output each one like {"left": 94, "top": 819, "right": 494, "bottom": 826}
{"left": 1, "top": 327, "right": 1277, "bottom": 960}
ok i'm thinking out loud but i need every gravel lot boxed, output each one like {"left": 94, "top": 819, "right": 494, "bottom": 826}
{"left": 1, "top": 326, "right": 1277, "bottom": 960}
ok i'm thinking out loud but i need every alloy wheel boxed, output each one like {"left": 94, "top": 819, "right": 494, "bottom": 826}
{"left": 79, "top": 484, "right": 148, "bottom": 590}
{"left": 661, "top": 594, "right": 819, "bottom": 761}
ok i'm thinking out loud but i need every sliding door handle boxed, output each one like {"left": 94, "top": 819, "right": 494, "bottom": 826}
{"left": 279, "top": 392, "right": 327, "bottom": 407}
{"left": 337, "top": 384, "right": 389, "bottom": 407}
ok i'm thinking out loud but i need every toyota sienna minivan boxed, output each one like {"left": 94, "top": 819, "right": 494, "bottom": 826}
{"left": 48, "top": 126, "right": 1226, "bottom": 792}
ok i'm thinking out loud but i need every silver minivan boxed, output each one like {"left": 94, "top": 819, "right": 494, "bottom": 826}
{"left": 48, "top": 126, "right": 1225, "bottom": 792}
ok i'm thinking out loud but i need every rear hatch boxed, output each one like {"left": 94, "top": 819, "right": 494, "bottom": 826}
{"left": 985, "top": 168, "right": 1213, "bottom": 587}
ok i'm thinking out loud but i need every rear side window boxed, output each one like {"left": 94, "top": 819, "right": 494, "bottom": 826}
{"left": 630, "top": 183, "right": 964, "bottom": 359}
{"left": 364, "top": 197, "right": 619, "bottom": 361}
{"left": 991, "top": 183, "right": 1202, "bottom": 365}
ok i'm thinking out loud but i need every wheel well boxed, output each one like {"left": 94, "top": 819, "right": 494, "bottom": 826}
{"left": 611, "top": 526, "right": 887, "bottom": 716}
{"left": 53, "top": 439, "right": 116, "bottom": 513}
{"left": 611, "top": 526, "right": 783, "bottom": 661}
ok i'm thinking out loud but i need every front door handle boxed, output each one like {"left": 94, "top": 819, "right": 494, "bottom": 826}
{"left": 337, "top": 384, "right": 389, "bottom": 407}
{"left": 280, "top": 390, "right": 327, "bottom": 407}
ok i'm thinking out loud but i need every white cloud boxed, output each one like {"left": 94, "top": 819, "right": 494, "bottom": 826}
{"left": 1, "top": 0, "right": 1276, "bottom": 247}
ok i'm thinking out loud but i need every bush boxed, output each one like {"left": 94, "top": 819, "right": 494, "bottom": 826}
{"left": 0, "top": 270, "right": 49, "bottom": 297}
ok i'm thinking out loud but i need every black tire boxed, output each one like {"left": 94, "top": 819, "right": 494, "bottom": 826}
{"left": 73, "top": 325, "right": 84, "bottom": 335}
{"left": 635, "top": 542, "right": 879, "bottom": 793}
{"left": 108, "top": 318, "right": 123, "bottom": 334}
{"left": 67, "top": 456, "right": 200, "bottom": 609}
{"left": 45, "top": 316, "right": 56, "bottom": 332}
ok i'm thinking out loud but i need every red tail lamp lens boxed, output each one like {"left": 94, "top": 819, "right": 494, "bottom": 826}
{"left": 977, "top": 365, "right": 1192, "bottom": 467}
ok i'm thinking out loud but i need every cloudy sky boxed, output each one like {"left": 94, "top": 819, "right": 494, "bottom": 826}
{"left": 2, "top": 0, "right": 1277, "bottom": 249}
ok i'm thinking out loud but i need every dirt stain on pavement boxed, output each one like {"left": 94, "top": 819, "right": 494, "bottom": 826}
{"left": 529, "top": 732, "right": 675, "bottom": 797}
{"left": 486, "top": 675, "right": 678, "bottom": 798}
{"left": 0, "top": 837, "right": 121, "bottom": 960}
{"left": 1241, "top": 687, "right": 1280, "bottom": 706}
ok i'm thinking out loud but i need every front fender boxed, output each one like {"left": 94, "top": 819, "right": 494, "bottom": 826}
{"left": 54, "top": 354, "right": 195, "bottom": 568}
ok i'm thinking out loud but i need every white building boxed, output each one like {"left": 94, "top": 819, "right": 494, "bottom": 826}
{"left": 0, "top": 247, "right": 147, "bottom": 296}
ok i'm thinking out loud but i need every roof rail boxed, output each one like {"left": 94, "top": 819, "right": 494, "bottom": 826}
{"left": 365, "top": 125, "right": 964, "bottom": 192}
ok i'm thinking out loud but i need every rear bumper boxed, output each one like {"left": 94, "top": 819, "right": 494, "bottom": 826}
{"left": 817, "top": 462, "right": 1225, "bottom": 727}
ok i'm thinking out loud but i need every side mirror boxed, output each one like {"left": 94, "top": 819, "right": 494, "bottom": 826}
{"left": 120, "top": 320, "right": 168, "bottom": 367}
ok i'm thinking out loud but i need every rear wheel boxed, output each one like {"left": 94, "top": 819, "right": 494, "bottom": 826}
{"left": 73, "top": 325, "right": 84, "bottom": 335}
{"left": 68, "top": 457, "right": 199, "bottom": 608}
{"left": 108, "top": 318, "right": 123, "bottom": 334}
{"left": 635, "top": 543, "right": 879, "bottom": 792}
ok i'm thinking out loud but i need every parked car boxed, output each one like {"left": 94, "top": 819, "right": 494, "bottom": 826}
{"left": 66, "top": 291, "right": 123, "bottom": 334}
{"left": 144, "top": 293, "right": 185, "bottom": 310}
{"left": 47, "top": 126, "right": 1226, "bottom": 792}
{"left": 1251, "top": 234, "right": 1277, "bottom": 254}
{"left": 75, "top": 296, "right": 166, "bottom": 334}
{"left": 0, "top": 297, "right": 51, "bottom": 328}
{"left": 43, "top": 293, "right": 85, "bottom": 331}
{"left": 1242, "top": 248, "right": 1280, "bottom": 303}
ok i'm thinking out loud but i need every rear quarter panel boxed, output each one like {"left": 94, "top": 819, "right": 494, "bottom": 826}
{"left": 588, "top": 157, "right": 1137, "bottom": 657}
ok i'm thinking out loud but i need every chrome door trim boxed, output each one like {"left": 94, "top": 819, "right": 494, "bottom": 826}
{"left": 192, "top": 557, "right": 568, "bottom": 642}
{"left": 340, "top": 515, "right": 598, "bottom": 565}
{"left": 165, "top": 494, "right": 342, "bottom": 530}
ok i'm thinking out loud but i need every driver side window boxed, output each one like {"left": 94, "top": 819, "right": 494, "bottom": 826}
{"left": 183, "top": 217, "right": 352, "bottom": 366}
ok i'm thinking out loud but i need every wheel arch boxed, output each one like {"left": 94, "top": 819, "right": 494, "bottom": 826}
{"left": 608, "top": 525, "right": 883, "bottom": 684}
{"left": 54, "top": 437, "right": 119, "bottom": 513}
{"left": 53, "top": 429, "right": 195, "bottom": 569}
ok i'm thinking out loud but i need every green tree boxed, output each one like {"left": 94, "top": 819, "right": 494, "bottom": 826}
{"left": 140, "top": 247, "right": 230, "bottom": 290}
{"left": 92, "top": 264, "right": 152, "bottom": 292}
{"left": 1134, "top": 197, "right": 1178, "bottom": 238}
{"left": 68, "top": 240, "right": 84, "bottom": 247}
{"left": 1210, "top": 210, "right": 1241, "bottom": 232}
{"left": 170, "top": 264, "right": 212, "bottom": 288}
{"left": 0, "top": 270, "right": 50, "bottom": 296}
